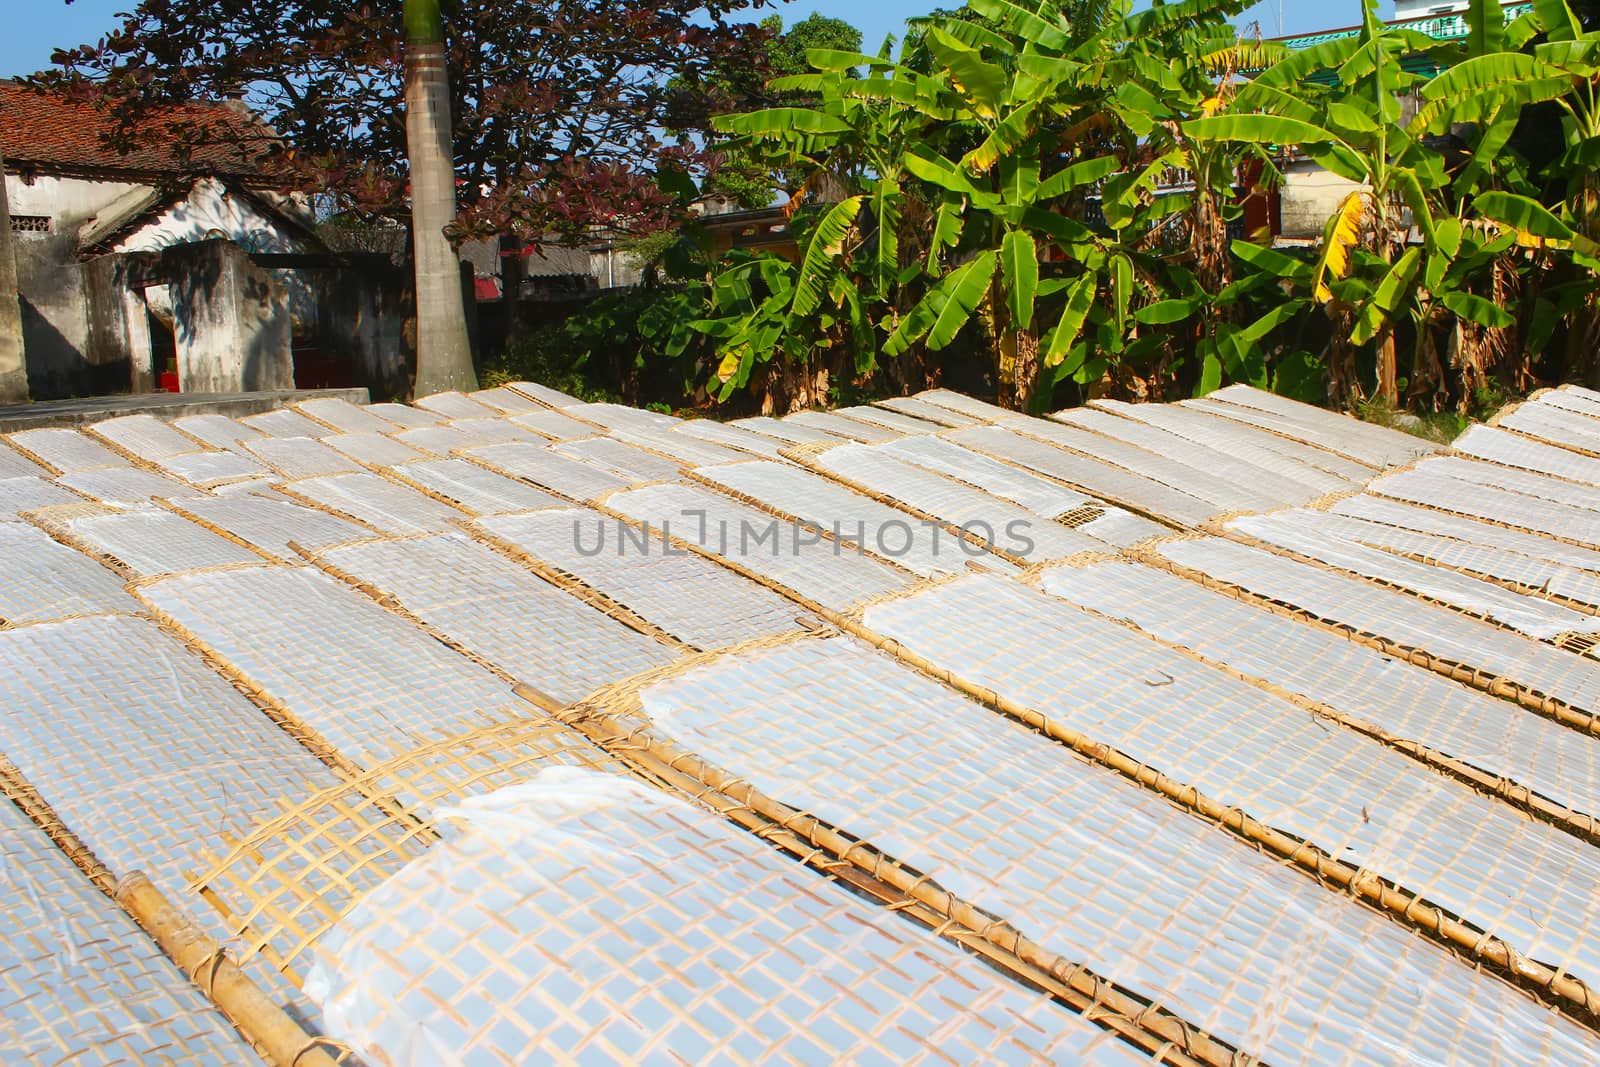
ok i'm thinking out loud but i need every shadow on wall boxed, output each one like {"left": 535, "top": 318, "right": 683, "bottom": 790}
{"left": 20, "top": 293, "right": 128, "bottom": 400}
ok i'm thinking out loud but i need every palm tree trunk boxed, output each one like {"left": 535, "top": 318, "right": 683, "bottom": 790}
{"left": 0, "top": 150, "right": 29, "bottom": 403}
{"left": 404, "top": 0, "right": 476, "bottom": 397}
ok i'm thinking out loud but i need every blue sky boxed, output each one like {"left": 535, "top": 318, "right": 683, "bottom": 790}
{"left": 1, "top": 1, "right": 1392, "bottom": 80}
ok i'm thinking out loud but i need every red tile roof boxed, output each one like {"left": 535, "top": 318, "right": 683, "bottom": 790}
{"left": 0, "top": 83, "right": 282, "bottom": 183}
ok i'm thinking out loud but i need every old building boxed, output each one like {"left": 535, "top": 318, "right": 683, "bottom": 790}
{"left": 0, "top": 84, "right": 409, "bottom": 402}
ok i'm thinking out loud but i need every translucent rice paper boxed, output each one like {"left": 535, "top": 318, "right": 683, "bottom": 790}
{"left": 392, "top": 459, "right": 562, "bottom": 515}
{"left": 1542, "top": 385, "right": 1600, "bottom": 420}
{"left": 1154, "top": 536, "right": 1600, "bottom": 720}
{"left": 1040, "top": 560, "right": 1600, "bottom": 824}
{"left": 296, "top": 396, "right": 400, "bottom": 434}
{"left": 809, "top": 443, "right": 1102, "bottom": 561}
{"left": 0, "top": 475, "right": 86, "bottom": 521}
{"left": 413, "top": 391, "right": 499, "bottom": 420}
{"left": 87, "top": 413, "right": 199, "bottom": 460}
{"left": 45, "top": 505, "right": 263, "bottom": 576}
{"left": 1498, "top": 400, "right": 1600, "bottom": 453}
{"left": 1051, "top": 406, "right": 1322, "bottom": 505}
{"left": 880, "top": 433, "right": 1102, "bottom": 516}
{"left": 478, "top": 508, "right": 803, "bottom": 648}
{"left": 324, "top": 432, "right": 430, "bottom": 468}
{"left": 138, "top": 564, "right": 525, "bottom": 766}
{"left": 915, "top": 387, "right": 1014, "bottom": 421}
{"left": 638, "top": 637, "right": 1600, "bottom": 1065}
{"left": 0, "top": 439, "right": 48, "bottom": 479}
{"left": 172, "top": 413, "right": 266, "bottom": 450}
{"left": 786, "top": 408, "right": 904, "bottom": 442}
{"left": 0, "top": 522, "right": 136, "bottom": 623}
{"left": 1369, "top": 463, "right": 1600, "bottom": 546}
{"left": 510, "top": 407, "right": 605, "bottom": 442}
{"left": 1331, "top": 493, "right": 1600, "bottom": 574}
{"left": 862, "top": 573, "right": 1600, "bottom": 990}
{"left": 465, "top": 442, "right": 637, "bottom": 502}
{"left": 695, "top": 460, "right": 1018, "bottom": 577}
{"left": 391, "top": 424, "right": 482, "bottom": 455}
{"left": 156, "top": 449, "right": 269, "bottom": 486}
{"left": 609, "top": 425, "right": 753, "bottom": 466}
{"left": 948, "top": 423, "right": 1217, "bottom": 526}
{"left": 318, "top": 532, "right": 680, "bottom": 700}
{"left": 606, "top": 482, "right": 912, "bottom": 610}
{"left": 1093, "top": 397, "right": 1373, "bottom": 483}
{"left": 246, "top": 436, "right": 365, "bottom": 479}
{"left": 1015, "top": 416, "right": 1289, "bottom": 514}
{"left": 833, "top": 404, "right": 948, "bottom": 434}
{"left": 729, "top": 415, "right": 843, "bottom": 444}
{"left": 284, "top": 472, "right": 467, "bottom": 534}
{"left": 239, "top": 407, "right": 333, "bottom": 439}
{"left": 1423, "top": 454, "right": 1600, "bottom": 514}
{"left": 506, "top": 380, "right": 584, "bottom": 408}
{"left": 874, "top": 395, "right": 986, "bottom": 427}
{"left": 0, "top": 800, "right": 256, "bottom": 1065}
{"left": 442, "top": 417, "right": 547, "bottom": 445}
{"left": 58, "top": 466, "right": 192, "bottom": 504}
{"left": 304, "top": 768, "right": 1145, "bottom": 1067}
{"left": 1227, "top": 509, "right": 1600, "bottom": 638}
{"left": 1204, "top": 384, "right": 1439, "bottom": 466}
{"left": 8, "top": 427, "right": 129, "bottom": 473}
{"left": 468, "top": 385, "right": 543, "bottom": 414}
{"left": 672, "top": 418, "right": 787, "bottom": 457}
{"left": 366, "top": 402, "right": 446, "bottom": 428}
{"left": 1455, "top": 423, "right": 1600, "bottom": 485}
{"left": 553, "top": 436, "right": 685, "bottom": 482}
{"left": 0, "top": 614, "right": 340, "bottom": 1008}
{"left": 165, "top": 494, "right": 368, "bottom": 560}
{"left": 565, "top": 402, "right": 681, "bottom": 432}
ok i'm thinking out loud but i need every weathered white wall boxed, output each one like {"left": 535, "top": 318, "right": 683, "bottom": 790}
{"left": 3, "top": 174, "right": 144, "bottom": 231}
{"left": 116, "top": 177, "right": 305, "bottom": 254}
{"left": 1279, "top": 164, "right": 1368, "bottom": 241}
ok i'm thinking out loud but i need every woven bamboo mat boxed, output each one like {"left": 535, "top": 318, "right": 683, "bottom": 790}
{"left": 553, "top": 436, "right": 686, "bottom": 482}
{"left": 948, "top": 423, "right": 1221, "bottom": 527}
{"left": 671, "top": 418, "right": 788, "bottom": 457}
{"left": 279, "top": 472, "right": 467, "bottom": 535}
{"left": 244, "top": 437, "right": 365, "bottom": 481}
{"left": 1093, "top": 398, "right": 1374, "bottom": 484}
{"left": 1451, "top": 431, "right": 1600, "bottom": 498}
{"left": 509, "top": 407, "right": 603, "bottom": 442}
{"left": 1543, "top": 386, "right": 1600, "bottom": 420}
{"left": 1152, "top": 536, "right": 1600, "bottom": 727}
{"left": 301, "top": 766, "right": 1147, "bottom": 1066}
{"left": 787, "top": 408, "right": 905, "bottom": 443}
{"left": 804, "top": 442, "right": 1103, "bottom": 562}
{"left": 1020, "top": 415, "right": 1290, "bottom": 515}
{"left": 1498, "top": 401, "right": 1600, "bottom": 453}
{"left": 861, "top": 572, "right": 1600, "bottom": 992}
{"left": 0, "top": 438, "right": 49, "bottom": 479}
{"left": 0, "top": 476, "right": 87, "bottom": 521}
{"left": 567, "top": 401, "right": 681, "bottom": 433}
{"left": 7, "top": 427, "right": 130, "bottom": 474}
{"left": 391, "top": 458, "right": 562, "bottom": 515}
{"left": 505, "top": 380, "right": 584, "bottom": 409}
{"left": 1053, "top": 407, "right": 1323, "bottom": 506}
{"left": 156, "top": 449, "right": 269, "bottom": 487}
{"left": 477, "top": 508, "right": 802, "bottom": 650}
{"left": 464, "top": 442, "right": 637, "bottom": 502}
{"left": 881, "top": 434, "right": 1098, "bottom": 514}
{"left": 411, "top": 391, "right": 500, "bottom": 420}
{"left": 694, "top": 459, "right": 1017, "bottom": 578}
{"left": 28, "top": 504, "right": 264, "bottom": 577}
{"left": 239, "top": 408, "right": 333, "bottom": 440}
{"left": 609, "top": 425, "right": 753, "bottom": 466}
{"left": 444, "top": 416, "right": 548, "bottom": 446}
{"left": 163, "top": 495, "right": 369, "bottom": 561}
{"left": 915, "top": 387, "right": 1016, "bottom": 422}
{"left": 0, "top": 799, "right": 259, "bottom": 1064}
{"left": 390, "top": 423, "right": 483, "bottom": 455}
{"left": 314, "top": 532, "right": 682, "bottom": 702}
{"left": 1369, "top": 464, "right": 1600, "bottom": 546}
{"left": 627, "top": 634, "right": 1599, "bottom": 1065}
{"left": 57, "top": 466, "right": 191, "bottom": 505}
{"left": 322, "top": 432, "right": 428, "bottom": 468}
{"left": 136, "top": 564, "right": 527, "bottom": 767}
{"left": 1227, "top": 510, "right": 1600, "bottom": 639}
{"left": 295, "top": 397, "right": 400, "bottom": 434}
{"left": 86, "top": 413, "right": 203, "bottom": 461}
{"left": 1041, "top": 559, "right": 1600, "bottom": 832}
{"left": 0, "top": 522, "right": 137, "bottom": 624}
{"left": 606, "top": 482, "right": 914, "bottom": 611}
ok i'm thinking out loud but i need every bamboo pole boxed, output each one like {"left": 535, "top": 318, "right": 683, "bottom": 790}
{"left": 116, "top": 872, "right": 342, "bottom": 1067}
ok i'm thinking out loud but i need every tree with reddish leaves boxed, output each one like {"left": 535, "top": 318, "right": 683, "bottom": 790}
{"left": 36, "top": 0, "right": 775, "bottom": 244}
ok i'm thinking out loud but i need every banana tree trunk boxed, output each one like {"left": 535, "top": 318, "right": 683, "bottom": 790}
{"left": 0, "top": 150, "right": 28, "bottom": 403}
{"left": 404, "top": 0, "right": 476, "bottom": 397}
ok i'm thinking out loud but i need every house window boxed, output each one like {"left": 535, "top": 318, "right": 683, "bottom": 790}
{"left": 9, "top": 215, "right": 52, "bottom": 234}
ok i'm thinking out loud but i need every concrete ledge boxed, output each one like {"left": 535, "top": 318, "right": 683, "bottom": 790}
{"left": 0, "top": 388, "right": 370, "bottom": 432}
